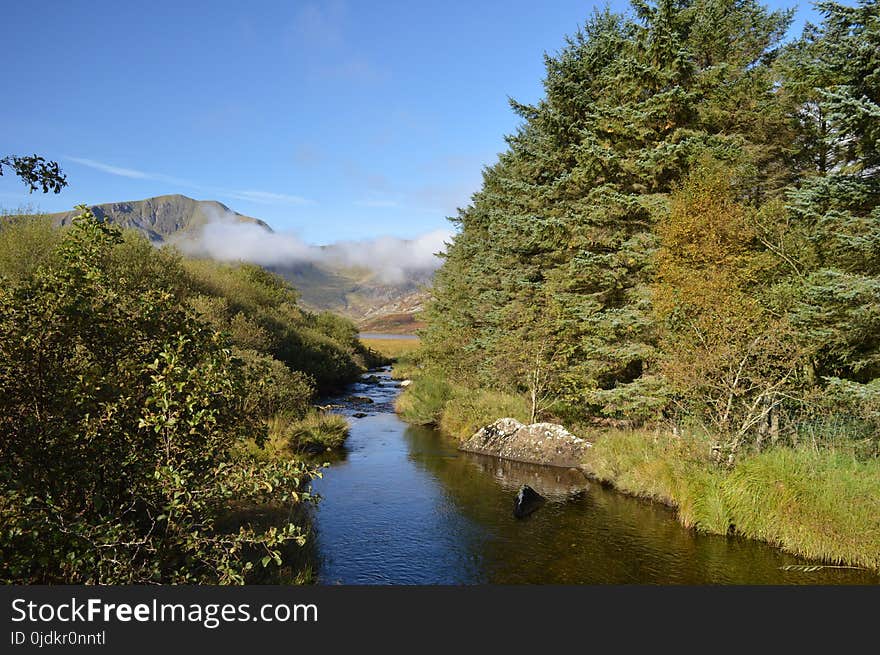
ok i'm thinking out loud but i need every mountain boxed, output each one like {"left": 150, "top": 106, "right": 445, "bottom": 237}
{"left": 271, "top": 261, "right": 429, "bottom": 333}
{"left": 45, "top": 195, "right": 429, "bottom": 332}
{"left": 47, "top": 194, "right": 270, "bottom": 243}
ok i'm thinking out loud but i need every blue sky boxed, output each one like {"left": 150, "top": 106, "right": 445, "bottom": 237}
{"left": 1, "top": 0, "right": 821, "bottom": 244}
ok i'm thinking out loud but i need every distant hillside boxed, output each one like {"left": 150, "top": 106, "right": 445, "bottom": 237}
{"left": 270, "top": 260, "right": 430, "bottom": 332}
{"left": 45, "top": 194, "right": 430, "bottom": 332}
{"left": 47, "top": 194, "right": 270, "bottom": 243}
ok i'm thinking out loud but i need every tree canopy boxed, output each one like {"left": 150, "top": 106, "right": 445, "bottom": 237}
{"left": 421, "top": 0, "right": 880, "bottom": 455}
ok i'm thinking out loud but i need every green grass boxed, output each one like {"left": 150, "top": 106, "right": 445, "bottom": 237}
{"left": 360, "top": 336, "right": 420, "bottom": 360}
{"left": 439, "top": 387, "right": 531, "bottom": 441}
{"left": 583, "top": 430, "right": 880, "bottom": 570}
{"left": 239, "top": 410, "right": 350, "bottom": 461}
{"left": 287, "top": 410, "right": 350, "bottom": 452}
{"left": 389, "top": 352, "right": 422, "bottom": 380}
{"left": 395, "top": 370, "right": 451, "bottom": 425}
{"left": 394, "top": 370, "right": 880, "bottom": 569}
{"left": 395, "top": 373, "right": 531, "bottom": 440}
{"left": 724, "top": 449, "right": 880, "bottom": 570}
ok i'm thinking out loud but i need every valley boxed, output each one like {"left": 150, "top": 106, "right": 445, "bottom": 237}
{"left": 44, "top": 194, "right": 432, "bottom": 333}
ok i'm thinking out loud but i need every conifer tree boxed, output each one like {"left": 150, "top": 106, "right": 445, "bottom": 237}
{"left": 424, "top": 0, "right": 794, "bottom": 424}
{"left": 782, "top": 0, "right": 880, "bottom": 384}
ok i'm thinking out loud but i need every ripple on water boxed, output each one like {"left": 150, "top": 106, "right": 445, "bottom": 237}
{"left": 310, "top": 369, "right": 880, "bottom": 585}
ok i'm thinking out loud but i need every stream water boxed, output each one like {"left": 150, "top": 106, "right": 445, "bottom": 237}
{"left": 310, "top": 366, "right": 878, "bottom": 584}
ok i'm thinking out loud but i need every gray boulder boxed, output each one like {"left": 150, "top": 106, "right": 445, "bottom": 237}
{"left": 460, "top": 418, "right": 591, "bottom": 468}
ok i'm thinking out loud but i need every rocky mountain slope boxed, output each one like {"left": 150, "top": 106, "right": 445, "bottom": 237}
{"left": 47, "top": 194, "right": 270, "bottom": 243}
{"left": 46, "top": 195, "right": 430, "bottom": 331}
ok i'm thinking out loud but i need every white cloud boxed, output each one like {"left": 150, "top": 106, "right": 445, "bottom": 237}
{"left": 67, "top": 157, "right": 155, "bottom": 180}
{"left": 67, "top": 156, "right": 314, "bottom": 207}
{"left": 322, "top": 229, "right": 451, "bottom": 282}
{"left": 179, "top": 215, "right": 314, "bottom": 266}
{"left": 223, "top": 190, "right": 313, "bottom": 206}
{"left": 180, "top": 206, "right": 450, "bottom": 283}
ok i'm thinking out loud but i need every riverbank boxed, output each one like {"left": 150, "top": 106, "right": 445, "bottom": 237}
{"left": 311, "top": 367, "right": 877, "bottom": 583}
{"left": 584, "top": 430, "right": 880, "bottom": 571}
{"left": 394, "top": 371, "right": 880, "bottom": 573}
{"left": 360, "top": 335, "right": 421, "bottom": 360}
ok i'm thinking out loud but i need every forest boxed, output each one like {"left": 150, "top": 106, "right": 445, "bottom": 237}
{"left": 403, "top": 0, "right": 880, "bottom": 568}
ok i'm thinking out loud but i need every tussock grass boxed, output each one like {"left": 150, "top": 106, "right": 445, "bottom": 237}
{"left": 724, "top": 450, "right": 880, "bottom": 570}
{"left": 395, "top": 373, "right": 531, "bottom": 440}
{"left": 439, "top": 387, "right": 531, "bottom": 441}
{"left": 237, "top": 429, "right": 293, "bottom": 463}
{"left": 389, "top": 353, "right": 421, "bottom": 380}
{"left": 287, "top": 411, "right": 349, "bottom": 452}
{"left": 395, "top": 371, "right": 451, "bottom": 425}
{"left": 583, "top": 430, "right": 880, "bottom": 569}
{"left": 239, "top": 410, "right": 350, "bottom": 461}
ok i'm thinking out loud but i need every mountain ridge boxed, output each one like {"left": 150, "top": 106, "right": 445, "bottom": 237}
{"left": 47, "top": 194, "right": 271, "bottom": 243}
{"left": 44, "top": 195, "right": 429, "bottom": 331}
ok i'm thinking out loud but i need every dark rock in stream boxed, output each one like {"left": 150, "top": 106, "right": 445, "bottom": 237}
{"left": 513, "top": 485, "right": 546, "bottom": 518}
{"left": 353, "top": 412, "right": 369, "bottom": 418}
{"left": 346, "top": 395, "right": 374, "bottom": 404}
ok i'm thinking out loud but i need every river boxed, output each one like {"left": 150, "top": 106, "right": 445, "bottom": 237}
{"left": 310, "top": 366, "right": 878, "bottom": 584}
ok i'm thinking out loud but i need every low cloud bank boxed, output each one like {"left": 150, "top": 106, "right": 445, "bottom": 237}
{"left": 178, "top": 209, "right": 450, "bottom": 283}
{"left": 321, "top": 230, "right": 449, "bottom": 283}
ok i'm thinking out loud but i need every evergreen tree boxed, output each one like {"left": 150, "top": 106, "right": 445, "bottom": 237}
{"left": 783, "top": 0, "right": 880, "bottom": 384}
{"left": 424, "top": 0, "right": 794, "bottom": 424}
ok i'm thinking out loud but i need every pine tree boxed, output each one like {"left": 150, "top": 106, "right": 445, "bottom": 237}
{"left": 424, "top": 0, "right": 795, "bottom": 424}
{"left": 783, "top": 0, "right": 880, "bottom": 383}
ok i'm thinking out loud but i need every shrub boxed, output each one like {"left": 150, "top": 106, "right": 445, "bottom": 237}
{"left": 182, "top": 258, "right": 373, "bottom": 391}
{"left": 236, "top": 348, "right": 315, "bottom": 421}
{"left": 0, "top": 212, "right": 61, "bottom": 280}
{"left": 0, "top": 209, "right": 317, "bottom": 584}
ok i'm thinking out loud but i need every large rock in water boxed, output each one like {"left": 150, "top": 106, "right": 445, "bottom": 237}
{"left": 459, "top": 418, "right": 591, "bottom": 468}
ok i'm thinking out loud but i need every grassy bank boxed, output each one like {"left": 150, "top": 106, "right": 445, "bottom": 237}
{"left": 239, "top": 410, "right": 350, "bottom": 461}
{"left": 583, "top": 430, "right": 880, "bottom": 571}
{"left": 395, "top": 367, "right": 880, "bottom": 571}
{"left": 394, "top": 367, "right": 530, "bottom": 440}
{"left": 360, "top": 336, "right": 420, "bottom": 360}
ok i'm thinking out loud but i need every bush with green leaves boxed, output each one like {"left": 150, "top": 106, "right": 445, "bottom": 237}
{"left": 182, "top": 259, "right": 381, "bottom": 391}
{"left": 0, "top": 208, "right": 318, "bottom": 583}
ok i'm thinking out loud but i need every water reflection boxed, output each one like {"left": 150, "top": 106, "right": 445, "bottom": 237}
{"left": 310, "top": 370, "right": 879, "bottom": 585}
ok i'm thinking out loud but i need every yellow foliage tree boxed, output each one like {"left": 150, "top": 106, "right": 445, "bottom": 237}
{"left": 654, "top": 160, "right": 798, "bottom": 455}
